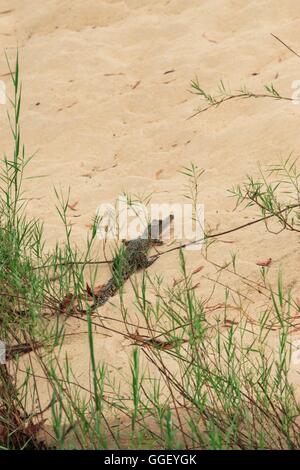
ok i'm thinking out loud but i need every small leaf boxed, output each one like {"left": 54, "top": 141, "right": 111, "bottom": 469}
{"left": 132, "top": 80, "right": 141, "bottom": 90}
{"left": 256, "top": 258, "right": 272, "bottom": 267}
{"left": 67, "top": 200, "right": 79, "bottom": 211}
{"left": 192, "top": 265, "right": 204, "bottom": 275}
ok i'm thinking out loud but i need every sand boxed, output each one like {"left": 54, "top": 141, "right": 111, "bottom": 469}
{"left": 1, "top": 0, "right": 300, "bottom": 431}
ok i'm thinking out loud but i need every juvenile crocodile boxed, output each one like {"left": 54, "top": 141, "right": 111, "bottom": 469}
{"left": 89, "top": 215, "right": 174, "bottom": 310}
{"left": 90, "top": 235, "right": 163, "bottom": 311}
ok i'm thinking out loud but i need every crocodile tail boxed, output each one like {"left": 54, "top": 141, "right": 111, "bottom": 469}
{"left": 92, "top": 278, "right": 118, "bottom": 308}
{"left": 104, "top": 278, "right": 119, "bottom": 297}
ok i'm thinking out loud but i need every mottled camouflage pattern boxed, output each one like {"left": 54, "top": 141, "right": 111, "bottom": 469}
{"left": 91, "top": 237, "right": 163, "bottom": 309}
